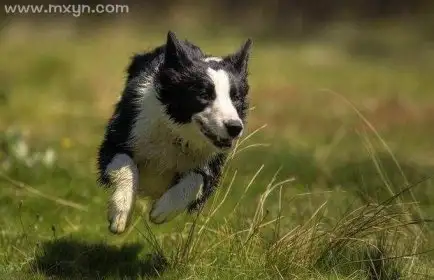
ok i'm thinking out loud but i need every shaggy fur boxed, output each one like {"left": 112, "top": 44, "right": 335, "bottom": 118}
{"left": 97, "top": 31, "right": 252, "bottom": 234}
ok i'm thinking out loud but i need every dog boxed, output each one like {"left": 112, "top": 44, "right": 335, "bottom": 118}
{"left": 97, "top": 31, "right": 252, "bottom": 234}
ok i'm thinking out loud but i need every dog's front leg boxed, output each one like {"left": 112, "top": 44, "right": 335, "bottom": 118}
{"left": 187, "top": 153, "right": 227, "bottom": 213}
{"left": 105, "top": 153, "right": 138, "bottom": 234}
{"left": 149, "top": 172, "right": 203, "bottom": 224}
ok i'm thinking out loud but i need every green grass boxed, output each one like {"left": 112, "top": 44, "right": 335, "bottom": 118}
{"left": 0, "top": 20, "right": 434, "bottom": 279}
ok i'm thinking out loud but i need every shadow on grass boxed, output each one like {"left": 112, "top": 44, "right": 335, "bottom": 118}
{"left": 32, "top": 238, "right": 168, "bottom": 279}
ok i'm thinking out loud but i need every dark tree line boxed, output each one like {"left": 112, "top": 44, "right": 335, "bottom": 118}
{"left": 6, "top": 0, "right": 434, "bottom": 20}
{"left": 3, "top": 0, "right": 433, "bottom": 36}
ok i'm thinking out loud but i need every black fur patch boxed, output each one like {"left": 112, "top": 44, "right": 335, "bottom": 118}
{"left": 97, "top": 86, "right": 139, "bottom": 186}
{"left": 188, "top": 153, "right": 227, "bottom": 212}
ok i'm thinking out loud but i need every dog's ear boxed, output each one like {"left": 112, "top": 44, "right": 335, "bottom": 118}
{"left": 224, "top": 38, "right": 252, "bottom": 74}
{"left": 164, "top": 31, "right": 192, "bottom": 68}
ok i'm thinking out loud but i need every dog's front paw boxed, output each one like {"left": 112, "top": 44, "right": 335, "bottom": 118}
{"left": 108, "top": 207, "right": 131, "bottom": 234}
{"left": 149, "top": 195, "right": 182, "bottom": 224}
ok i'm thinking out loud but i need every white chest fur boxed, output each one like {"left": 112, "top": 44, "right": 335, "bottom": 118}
{"left": 132, "top": 123, "right": 214, "bottom": 198}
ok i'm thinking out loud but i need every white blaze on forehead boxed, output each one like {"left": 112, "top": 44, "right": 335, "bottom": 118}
{"left": 206, "top": 68, "right": 239, "bottom": 120}
{"left": 204, "top": 57, "right": 223, "bottom": 62}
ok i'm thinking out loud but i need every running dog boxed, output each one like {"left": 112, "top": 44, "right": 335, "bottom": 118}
{"left": 97, "top": 31, "right": 252, "bottom": 234}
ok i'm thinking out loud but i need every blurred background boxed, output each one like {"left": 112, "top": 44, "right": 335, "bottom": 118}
{"left": 1, "top": 0, "right": 434, "bottom": 278}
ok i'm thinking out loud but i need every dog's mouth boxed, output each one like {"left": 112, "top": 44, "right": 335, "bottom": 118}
{"left": 195, "top": 120, "right": 233, "bottom": 150}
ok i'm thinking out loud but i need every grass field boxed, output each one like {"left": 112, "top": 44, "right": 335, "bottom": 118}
{"left": 1, "top": 19, "right": 434, "bottom": 279}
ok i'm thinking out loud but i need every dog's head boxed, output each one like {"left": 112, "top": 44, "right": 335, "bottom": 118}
{"left": 157, "top": 31, "right": 252, "bottom": 151}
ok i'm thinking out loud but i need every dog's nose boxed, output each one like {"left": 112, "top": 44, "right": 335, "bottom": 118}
{"left": 225, "top": 120, "right": 243, "bottom": 138}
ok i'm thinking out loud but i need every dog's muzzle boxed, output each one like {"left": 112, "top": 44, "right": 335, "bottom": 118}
{"left": 195, "top": 119, "right": 237, "bottom": 150}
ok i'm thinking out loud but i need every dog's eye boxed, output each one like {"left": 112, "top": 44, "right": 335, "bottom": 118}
{"left": 199, "top": 86, "right": 214, "bottom": 99}
{"left": 193, "top": 87, "right": 211, "bottom": 105}
{"left": 230, "top": 88, "right": 239, "bottom": 99}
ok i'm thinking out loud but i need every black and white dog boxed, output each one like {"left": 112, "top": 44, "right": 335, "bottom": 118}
{"left": 97, "top": 31, "right": 252, "bottom": 234}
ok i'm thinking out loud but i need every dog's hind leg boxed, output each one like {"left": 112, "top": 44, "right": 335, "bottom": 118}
{"left": 105, "top": 153, "right": 138, "bottom": 234}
